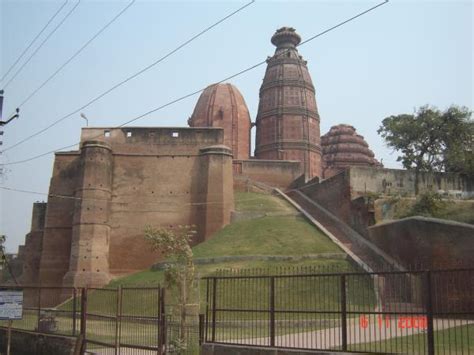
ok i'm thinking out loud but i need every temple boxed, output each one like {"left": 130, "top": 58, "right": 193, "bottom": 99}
{"left": 255, "top": 27, "right": 322, "bottom": 179}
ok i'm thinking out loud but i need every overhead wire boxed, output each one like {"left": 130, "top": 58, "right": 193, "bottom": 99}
{"left": 2, "top": 0, "right": 82, "bottom": 90}
{"left": 0, "top": 175, "right": 327, "bottom": 213}
{"left": 11, "top": 0, "right": 137, "bottom": 112}
{"left": 2, "top": 0, "right": 256, "bottom": 153}
{"left": 2, "top": 0, "right": 389, "bottom": 166}
{"left": 0, "top": 185, "right": 283, "bottom": 209}
{"left": 0, "top": 0, "right": 69, "bottom": 84}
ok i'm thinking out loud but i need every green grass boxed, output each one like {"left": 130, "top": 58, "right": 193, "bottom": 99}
{"left": 349, "top": 324, "right": 474, "bottom": 354}
{"left": 234, "top": 191, "right": 295, "bottom": 213}
{"left": 193, "top": 215, "right": 341, "bottom": 258}
{"left": 436, "top": 201, "right": 474, "bottom": 224}
{"left": 113, "top": 191, "right": 345, "bottom": 287}
{"left": 193, "top": 192, "right": 341, "bottom": 258}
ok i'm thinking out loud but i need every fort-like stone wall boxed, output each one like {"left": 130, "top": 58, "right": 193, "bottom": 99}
{"left": 35, "top": 127, "right": 234, "bottom": 289}
{"left": 19, "top": 203, "right": 46, "bottom": 284}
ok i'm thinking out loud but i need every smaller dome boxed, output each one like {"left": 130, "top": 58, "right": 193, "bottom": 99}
{"left": 321, "top": 124, "right": 381, "bottom": 178}
{"left": 189, "top": 83, "right": 251, "bottom": 160}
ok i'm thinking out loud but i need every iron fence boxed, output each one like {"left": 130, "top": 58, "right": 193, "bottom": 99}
{"left": 0, "top": 285, "right": 167, "bottom": 354}
{"left": 203, "top": 268, "right": 474, "bottom": 354}
{"left": 0, "top": 286, "right": 80, "bottom": 337}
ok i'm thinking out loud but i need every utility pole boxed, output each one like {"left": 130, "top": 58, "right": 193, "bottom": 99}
{"left": 0, "top": 90, "right": 20, "bottom": 179}
{"left": 0, "top": 90, "right": 20, "bottom": 127}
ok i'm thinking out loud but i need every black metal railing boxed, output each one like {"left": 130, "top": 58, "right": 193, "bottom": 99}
{"left": 0, "top": 285, "right": 168, "bottom": 354}
{"left": 203, "top": 268, "right": 474, "bottom": 354}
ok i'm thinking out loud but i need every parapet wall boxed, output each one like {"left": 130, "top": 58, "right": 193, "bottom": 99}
{"left": 349, "top": 167, "right": 474, "bottom": 199}
{"left": 233, "top": 159, "right": 302, "bottom": 190}
{"left": 367, "top": 217, "right": 474, "bottom": 269}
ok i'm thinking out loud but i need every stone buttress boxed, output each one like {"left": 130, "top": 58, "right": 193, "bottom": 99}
{"left": 62, "top": 140, "right": 112, "bottom": 288}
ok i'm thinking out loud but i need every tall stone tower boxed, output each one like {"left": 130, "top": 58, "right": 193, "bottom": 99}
{"left": 189, "top": 83, "right": 251, "bottom": 160}
{"left": 255, "top": 27, "right": 322, "bottom": 179}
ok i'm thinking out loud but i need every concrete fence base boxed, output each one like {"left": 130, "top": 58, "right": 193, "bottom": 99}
{"left": 201, "top": 343, "right": 373, "bottom": 355}
{"left": 0, "top": 327, "right": 77, "bottom": 355}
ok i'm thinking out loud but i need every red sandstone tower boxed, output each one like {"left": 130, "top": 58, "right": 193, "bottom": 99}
{"left": 255, "top": 27, "right": 322, "bottom": 179}
{"left": 189, "top": 83, "right": 251, "bottom": 160}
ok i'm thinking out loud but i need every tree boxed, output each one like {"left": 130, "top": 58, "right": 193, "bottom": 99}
{"left": 378, "top": 105, "right": 473, "bottom": 193}
{"left": 144, "top": 225, "right": 196, "bottom": 353}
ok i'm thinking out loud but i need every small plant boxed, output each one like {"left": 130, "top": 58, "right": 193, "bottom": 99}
{"left": 144, "top": 225, "right": 197, "bottom": 354}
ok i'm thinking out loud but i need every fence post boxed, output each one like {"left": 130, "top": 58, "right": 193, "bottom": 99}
{"left": 211, "top": 277, "right": 217, "bottom": 342}
{"left": 114, "top": 286, "right": 122, "bottom": 355}
{"left": 340, "top": 275, "right": 347, "bottom": 351}
{"left": 158, "top": 288, "right": 166, "bottom": 355}
{"left": 36, "top": 287, "right": 41, "bottom": 332}
{"left": 270, "top": 276, "right": 275, "bottom": 347}
{"left": 199, "top": 314, "right": 205, "bottom": 345}
{"left": 80, "top": 287, "right": 88, "bottom": 354}
{"left": 205, "top": 278, "right": 210, "bottom": 343}
{"left": 424, "top": 271, "right": 435, "bottom": 355}
{"left": 72, "top": 288, "right": 77, "bottom": 336}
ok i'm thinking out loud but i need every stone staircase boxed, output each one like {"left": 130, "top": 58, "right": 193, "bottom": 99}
{"left": 279, "top": 189, "right": 405, "bottom": 273}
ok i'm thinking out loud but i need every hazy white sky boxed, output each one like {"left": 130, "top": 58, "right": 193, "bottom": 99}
{"left": 0, "top": 0, "right": 472, "bottom": 252}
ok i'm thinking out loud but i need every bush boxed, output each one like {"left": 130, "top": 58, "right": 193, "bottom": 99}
{"left": 401, "top": 192, "right": 447, "bottom": 218}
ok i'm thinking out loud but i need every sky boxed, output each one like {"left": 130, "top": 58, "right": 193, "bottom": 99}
{"left": 0, "top": 0, "right": 472, "bottom": 252}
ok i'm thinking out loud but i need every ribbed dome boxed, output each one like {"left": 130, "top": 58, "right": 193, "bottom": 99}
{"left": 321, "top": 124, "right": 381, "bottom": 178}
{"left": 255, "top": 27, "right": 322, "bottom": 179}
{"left": 188, "top": 83, "right": 251, "bottom": 160}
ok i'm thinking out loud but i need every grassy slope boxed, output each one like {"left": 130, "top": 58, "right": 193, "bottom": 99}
{"left": 109, "top": 191, "right": 348, "bottom": 287}
{"left": 194, "top": 191, "right": 342, "bottom": 257}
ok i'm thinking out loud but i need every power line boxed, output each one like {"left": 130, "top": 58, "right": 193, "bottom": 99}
{"left": 12, "top": 0, "right": 137, "bottom": 111}
{"left": 2, "top": 0, "right": 82, "bottom": 90}
{"left": 2, "top": 0, "right": 389, "bottom": 166}
{"left": 2, "top": 0, "right": 255, "bottom": 153}
{"left": 0, "top": 0, "right": 68, "bottom": 84}
{"left": 0, "top": 185, "right": 275, "bottom": 208}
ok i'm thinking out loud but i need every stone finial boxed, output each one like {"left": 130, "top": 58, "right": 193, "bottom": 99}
{"left": 271, "top": 27, "right": 301, "bottom": 48}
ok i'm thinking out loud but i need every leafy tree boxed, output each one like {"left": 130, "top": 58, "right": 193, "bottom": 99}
{"left": 378, "top": 105, "right": 473, "bottom": 193}
{"left": 144, "top": 225, "right": 196, "bottom": 353}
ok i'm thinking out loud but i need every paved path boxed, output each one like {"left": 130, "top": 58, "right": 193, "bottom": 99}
{"left": 88, "top": 317, "right": 473, "bottom": 354}
{"left": 228, "top": 316, "right": 474, "bottom": 349}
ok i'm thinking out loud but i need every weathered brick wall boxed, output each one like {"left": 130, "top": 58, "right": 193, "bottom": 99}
{"left": 233, "top": 159, "right": 302, "bottom": 190}
{"left": 367, "top": 217, "right": 474, "bottom": 269}
{"left": 300, "top": 171, "right": 354, "bottom": 225}
{"left": 31, "top": 127, "right": 234, "bottom": 289}
{"left": 349, "top": 167, "right": 474, "bottom": 199}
